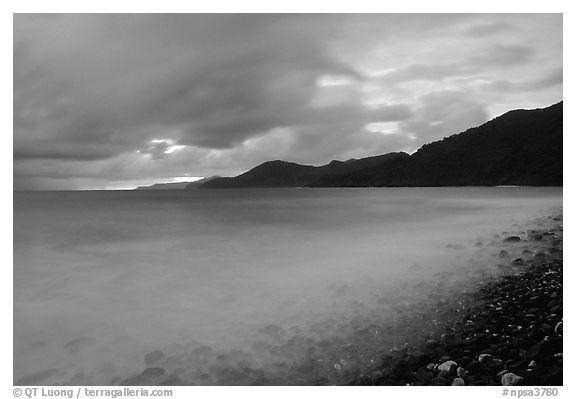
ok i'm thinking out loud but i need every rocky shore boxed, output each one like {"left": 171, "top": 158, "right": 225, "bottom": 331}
{"left": 112, "top": 214, "right": 563, "bottom": 386}
{"left": 350, "top": 214, "right": 563, "bottom": 386}
{"left": 18, "top": 212, "right": 561, "bottom": 386}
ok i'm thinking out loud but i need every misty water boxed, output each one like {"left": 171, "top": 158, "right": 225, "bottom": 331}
{"left": 14, "top": 187, "right": 562, "bottom": 385}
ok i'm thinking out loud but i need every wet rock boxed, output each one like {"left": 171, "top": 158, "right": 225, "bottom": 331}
{"left": 140, "top": 367, "right": 166, "bottom": 378}
{"left": 554, "top": 321, "right": 562, "bottom": 336}
{"left": 438, "top": 360, "right": 458, "bottom": 375}
{"left": 497, "top": 369, "right": 510, "bottom": 379}
{"left": 437, "top": 370, "right": 452, "bottom": 380}
{"left": 499, "top": 250, "right": 510, "bottom": 259}
{"left": 345, "top": 221, "right": 563, "bottom": 387}
{"left": 478, "top": 354, "right": 494, "bottom": 363}
{"left": 452, "top": 377, "right": 466, "bottom": 386}
{"left": 478, "top": 353, "right": 503, "bottom": 369}
{"left": 531, "top": 234, "right": 543, "bottom": 241}
{"left": 145, "top": 350, "right": 165, "bottom": 366}
{"left": 503, "top": 236, "right": 522, "bottom": 243}
{"left": 501, "top": 372, "right": 523, "bottom": 386}
{"left": 535, "top": 252, "right": 547, "bottom": 260}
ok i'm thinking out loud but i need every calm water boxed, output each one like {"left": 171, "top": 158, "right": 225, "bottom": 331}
{"left": 13, "top": 187, "right": 562, "bottom": 385}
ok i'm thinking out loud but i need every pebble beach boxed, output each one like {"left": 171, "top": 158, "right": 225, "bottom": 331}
{"left": 111, "top": 212, "right": 563, "bottom": 386}
{"left": 15, "top": 210, "right": 563, "bottom": 387}
{"left": 350, "top": 213, "right": 563, "bottom": 386}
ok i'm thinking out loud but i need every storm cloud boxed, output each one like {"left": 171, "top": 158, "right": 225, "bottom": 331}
{"left": 13, "top": 14, "right": 562, "bottom": 190}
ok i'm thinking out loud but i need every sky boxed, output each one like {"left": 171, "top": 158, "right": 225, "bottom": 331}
{"left": 13, "top": 14, "right": 562, "bottom": 190}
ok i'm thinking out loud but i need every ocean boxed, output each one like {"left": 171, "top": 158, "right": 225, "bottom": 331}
{"left": 13, "top": 187, "right": 562, "bottom": 385}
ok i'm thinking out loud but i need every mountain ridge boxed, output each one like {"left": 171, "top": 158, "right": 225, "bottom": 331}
{"left": 199, "top": 102, "right": 562, "bottom": 188}
{"left": 309, "top": 102, "right": 562, "bottom": 187}
{"left": 201, "top": 153, "right": 409, "bottom": 188}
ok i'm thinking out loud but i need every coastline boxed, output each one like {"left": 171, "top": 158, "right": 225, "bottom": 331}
{"left": 349, "top": 213, "right": 563, "bottom": 386}
{"left": 122, "top": 210, "right": 563, "bottom": 386}
{"left": 14, "top": 207, "right": 563, "bottom": 386}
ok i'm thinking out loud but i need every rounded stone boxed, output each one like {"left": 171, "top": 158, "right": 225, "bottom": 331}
{"left": 452, "top": 377, "right": 466, "bottom": 386}
{"left": 501, "top": 372, "right": 523, "bottom": 386}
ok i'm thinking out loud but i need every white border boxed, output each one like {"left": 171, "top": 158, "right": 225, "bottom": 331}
{"left": 4, "top": 2, "right": 573, "bottom": 399}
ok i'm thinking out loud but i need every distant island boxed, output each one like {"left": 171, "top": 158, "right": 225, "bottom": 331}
{"left": 135, "top": 176, "right": 219, "bottom": 190}
{"left": 202, "top": 102, "right": 562, "bottom": 188}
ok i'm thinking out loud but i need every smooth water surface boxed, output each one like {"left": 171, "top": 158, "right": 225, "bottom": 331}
{"left": 13, "top": 187, "right": 562, "bottom": 384}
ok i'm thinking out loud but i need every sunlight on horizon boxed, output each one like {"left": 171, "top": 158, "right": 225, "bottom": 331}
{"left": 104, "top": 176, "right": 205, "bottom": 191}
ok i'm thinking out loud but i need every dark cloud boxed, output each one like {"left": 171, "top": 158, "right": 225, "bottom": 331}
{"left": 14, "top": 144, "right": 118, "bottom": 161}
{"left": 13, "top": 14, "right": 562, "bottom": 190}
{"left": 380, "top": 44, "right": 535, "bottom": 84}
{"left": 464, "top": 22, "right": 512, "bottom": 37}
{"left": 468, "top": 44, "right": 534, "bottom": 67}
{"left": 367, "top": 104, "right": 414, "bottom": 122}
{"left": 14, "top": 14, "right": 364, "bottom": 158}
{"left": 487, "top": 68, "right": 563, "bottom": 92}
